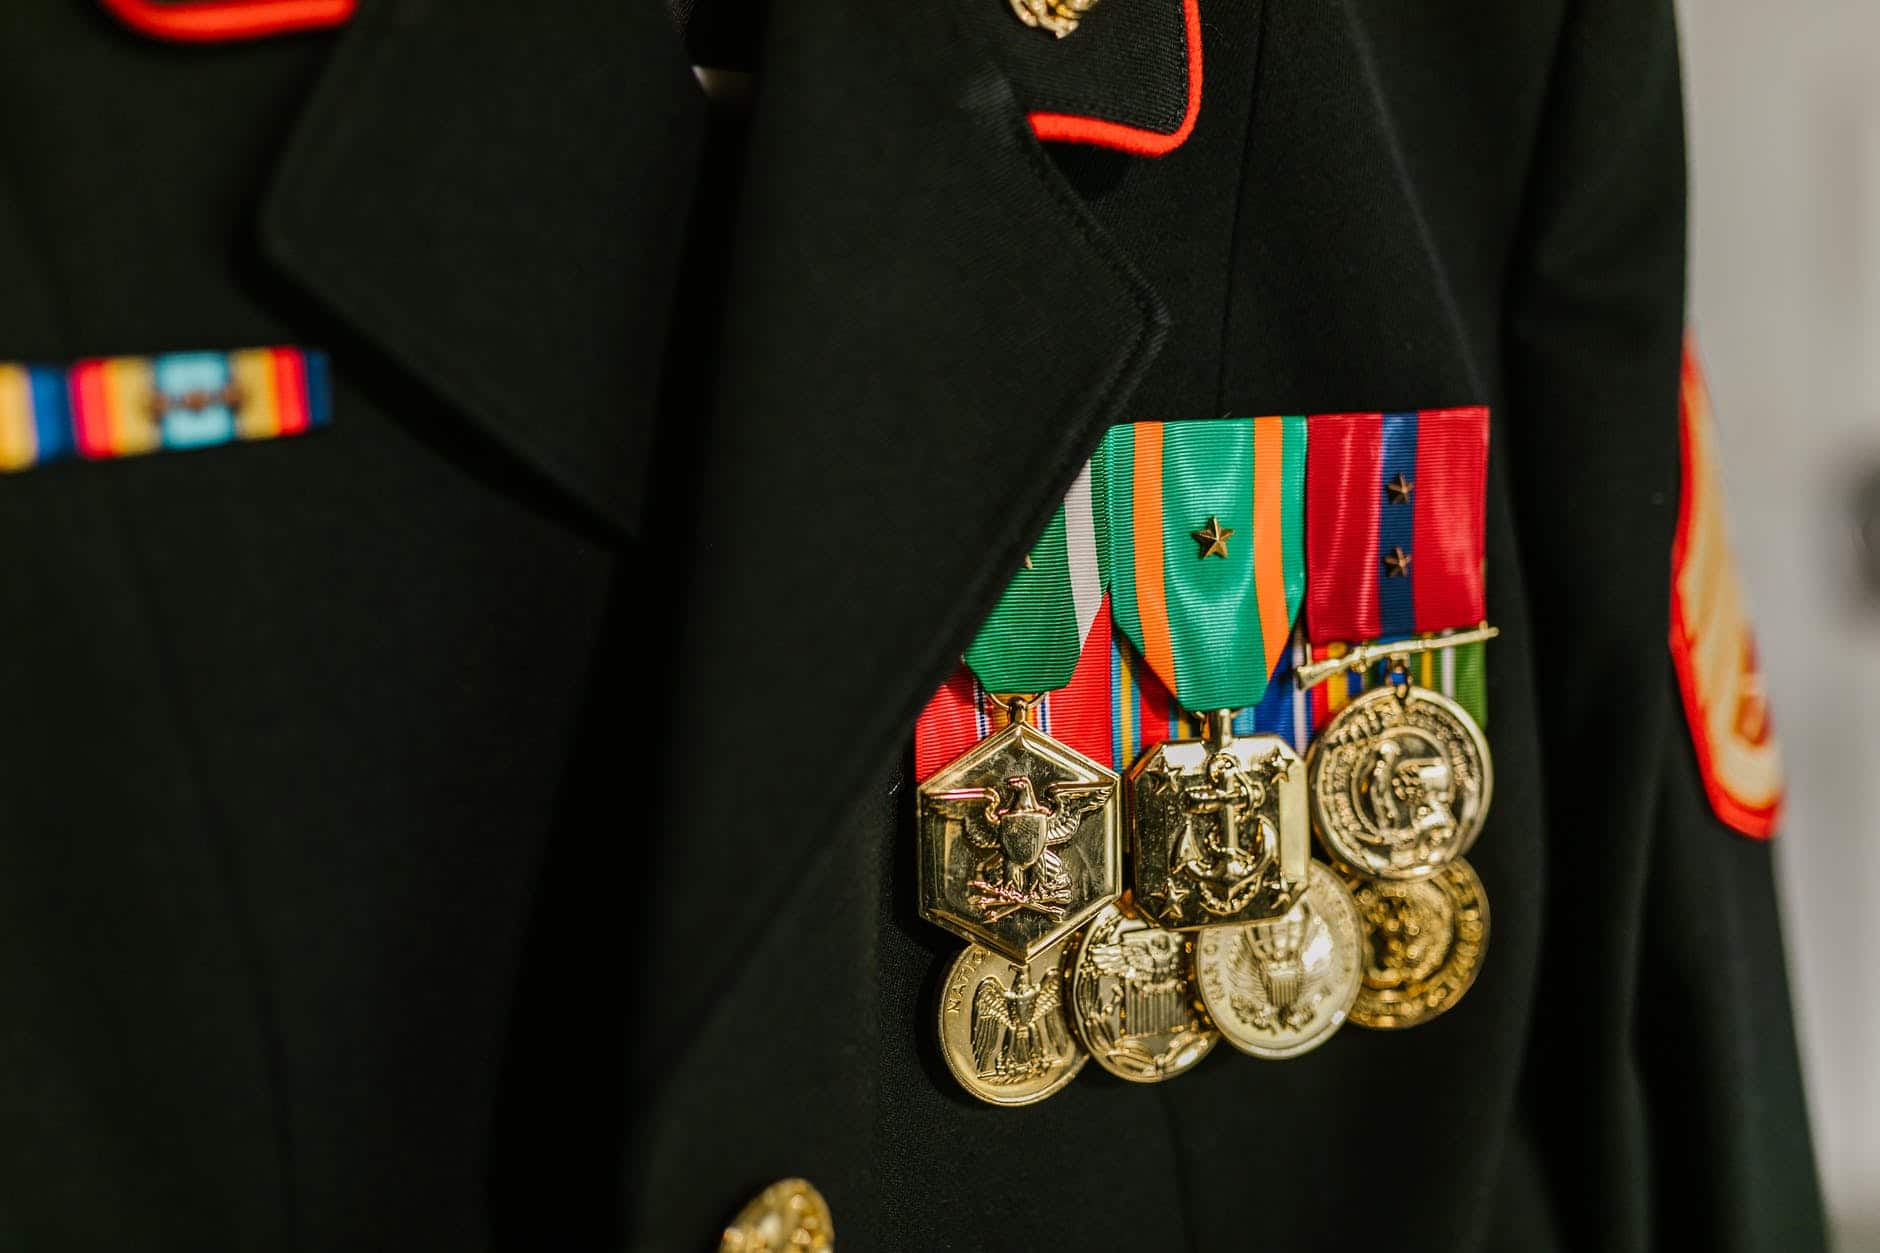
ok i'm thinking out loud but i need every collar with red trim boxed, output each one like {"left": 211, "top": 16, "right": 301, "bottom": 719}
{"left": 97, "top": 0, "right": 352, "bottom": 43}
{"left": 966, "top": 0, "right": 1202, "bottom": 157}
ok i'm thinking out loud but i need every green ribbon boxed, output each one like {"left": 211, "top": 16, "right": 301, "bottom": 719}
{"left": 1104, "top": 417, "right": 1308, "bottom": 711}
{"left": 963, "top": 459, "right": 1108, "bottom": 693}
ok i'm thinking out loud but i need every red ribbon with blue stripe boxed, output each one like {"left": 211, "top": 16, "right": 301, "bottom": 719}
{"left": 1304, "top": 407, "right": 1489, "bottom": 643}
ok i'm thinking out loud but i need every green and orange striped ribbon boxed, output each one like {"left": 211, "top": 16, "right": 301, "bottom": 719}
{"left": 1103, "top": 417, "right": 1308, "bottom": 712}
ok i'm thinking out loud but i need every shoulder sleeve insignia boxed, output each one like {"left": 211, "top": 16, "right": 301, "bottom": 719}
{"left": 1670, "top": 337, "right": 1784, "bottom": 838}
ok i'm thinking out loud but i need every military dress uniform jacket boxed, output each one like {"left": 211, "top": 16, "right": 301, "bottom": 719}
{"left": 0, "top": 0, "right": 1825, "bottom": 1250}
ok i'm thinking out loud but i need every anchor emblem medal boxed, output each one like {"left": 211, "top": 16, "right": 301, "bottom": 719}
{"left": 1102, "top": 417, "right": 1365, "bottom": 1062}
{"left": 1104, "top": 418, "right": 1319, "bottom": 928}
{"left": 914, "top": 463, "right": 1119, "bottom": 1103}
{"left": 1297, "top": 407, "right": 1498, "bottom": 1024}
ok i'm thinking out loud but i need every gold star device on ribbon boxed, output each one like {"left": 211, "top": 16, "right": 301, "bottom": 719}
{"left": 1191, "top": 516, "right": 1233, "bottom": 559}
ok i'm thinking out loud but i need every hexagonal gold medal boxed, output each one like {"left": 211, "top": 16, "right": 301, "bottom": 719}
{"left": 1129, "top": 724, "right": 1307, "bottom": 930}
{"left": 918, "top": 720, "right": 1121, "bottom": 962}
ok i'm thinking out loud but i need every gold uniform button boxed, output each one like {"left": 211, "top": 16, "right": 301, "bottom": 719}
{"left": 720, "top": 1178, "right": 834, "bottom": 1252}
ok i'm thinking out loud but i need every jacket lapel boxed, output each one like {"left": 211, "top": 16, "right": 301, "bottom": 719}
{"left": 257, "top": 0, "right": 708, "bottom": 537}
{"left": 249, "top": 0, "right": 1164, "bottom": 1076}
{"left": 640, "top": 0, "right": 1166, "bottom": 1054}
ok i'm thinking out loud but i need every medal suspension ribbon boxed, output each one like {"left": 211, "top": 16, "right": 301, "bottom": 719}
{"left": 1105, "top": 416, "right": 1308, "bottom": 719}
{"left": 914, "top": 461, "right": 1112, "bottom": 779}
{"left": 1303, "top": 407, "right": 1489, "bottom": 644}
{"left": 1297, "top": 405, "right": 1492, "bottom": 714}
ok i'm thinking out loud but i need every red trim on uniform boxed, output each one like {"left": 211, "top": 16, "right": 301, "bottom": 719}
{"left": 1026, "top": 0, "right": 1203, "bottom": 157}
{"left": 98, "top": 0, "right": 354, "bottom": 43}
{"left": 1411, "top": 406, "right": 1490, "bottom": 632}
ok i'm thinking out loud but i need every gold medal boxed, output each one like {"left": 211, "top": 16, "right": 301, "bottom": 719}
{"left": 1306, "top": 677, "right": 1492, "bottom": 881}
{"left": 1193, "top": 861, "right": 1362, "bottom": 1059}
{"left": 919, "top": 699, "right": 1122, "bottom": 962}
{"left": 1343, "top": 856, "right": 1488, "bottom": 1029}
{"left": 1067, "top": 898, "right": 1216, "bottom": 1083}
{"left": 938, "top": 937, "right": 1087, "bottom": 1106}
{"left": 1129, "top": 712, "right": 1309, "bottom": 930}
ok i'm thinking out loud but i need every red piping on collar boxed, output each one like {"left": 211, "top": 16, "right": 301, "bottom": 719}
{"left": 1025, "top": 0, "right": 1203, "bottom": 156}
{"left": 98, "top": 0, "right": 354, "bottom": 42}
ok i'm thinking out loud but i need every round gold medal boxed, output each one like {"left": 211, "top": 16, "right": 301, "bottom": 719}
{"left": 938, "top": 938, "right": 1086, "bottom": 1106}
{"left": 1068, "top": 899, "right": 1216, "bottom": 1082}
{"left": 1344, "top": 855, "right": 1488, "bottom": 1029}
{"left": 1193, "top": 861, "right": 1363, "bottom": 1060}
{"left": 1307, "top": 683, "right": 1492, "bottom": 880}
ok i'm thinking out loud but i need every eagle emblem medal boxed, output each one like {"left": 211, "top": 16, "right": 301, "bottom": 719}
{"left": 939, "top": 940, "right": 1087, "bottom": 1105}
{"left": 1194, "top": 860, "right": 1363, "bottom": 1058}
{"left": 919, "top": 702, "right": 1121, "bottom": 962}
{"left": 1068, "top": 897, "right": 1217, "bottom": 1082}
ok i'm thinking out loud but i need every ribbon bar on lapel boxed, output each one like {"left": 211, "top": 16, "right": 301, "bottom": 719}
{"left": 1106, "top": 416, "right": 1307, "bottom": 711}
{"left": 1304, "top": 407, "right": 1489, "bottom": 643}
{"left": 0, "top": 347, "right": 330, "bottom": 472}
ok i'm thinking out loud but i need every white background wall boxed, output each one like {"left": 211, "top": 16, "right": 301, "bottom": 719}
{"left": 1679, "top": 0, "right": 1880, "bottom": 1245}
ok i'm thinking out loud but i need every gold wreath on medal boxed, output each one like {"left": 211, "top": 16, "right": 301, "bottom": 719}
{"left": 1342, "top": 856, "right": 1489, "bottom": 1030}
{"left": 1297, "top": 630, "right": 1497, "bottom": 882}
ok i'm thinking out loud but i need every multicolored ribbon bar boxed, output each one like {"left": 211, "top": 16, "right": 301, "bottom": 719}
{"left": 915, "top": 602, "right": 1115, "bottom": 781}
{"left": 1105, "top": 416, "right": 1307, "bottom": 712}
{"left": 1307, "top": 635, "right": 1487, "bottom": 730}
{"left": 0, "top": 347, "right": 330, "bottom": 473}
{"left": 1112, "top": 627, "right": 1316, "bottom": 769}
{"left": 1304, "top": 408, "right": 1488, "bottom": 643}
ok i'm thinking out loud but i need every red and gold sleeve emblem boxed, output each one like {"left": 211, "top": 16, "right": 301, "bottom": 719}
{"left": 1670, "top": 338, "right": 1785, "bottom": 838}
